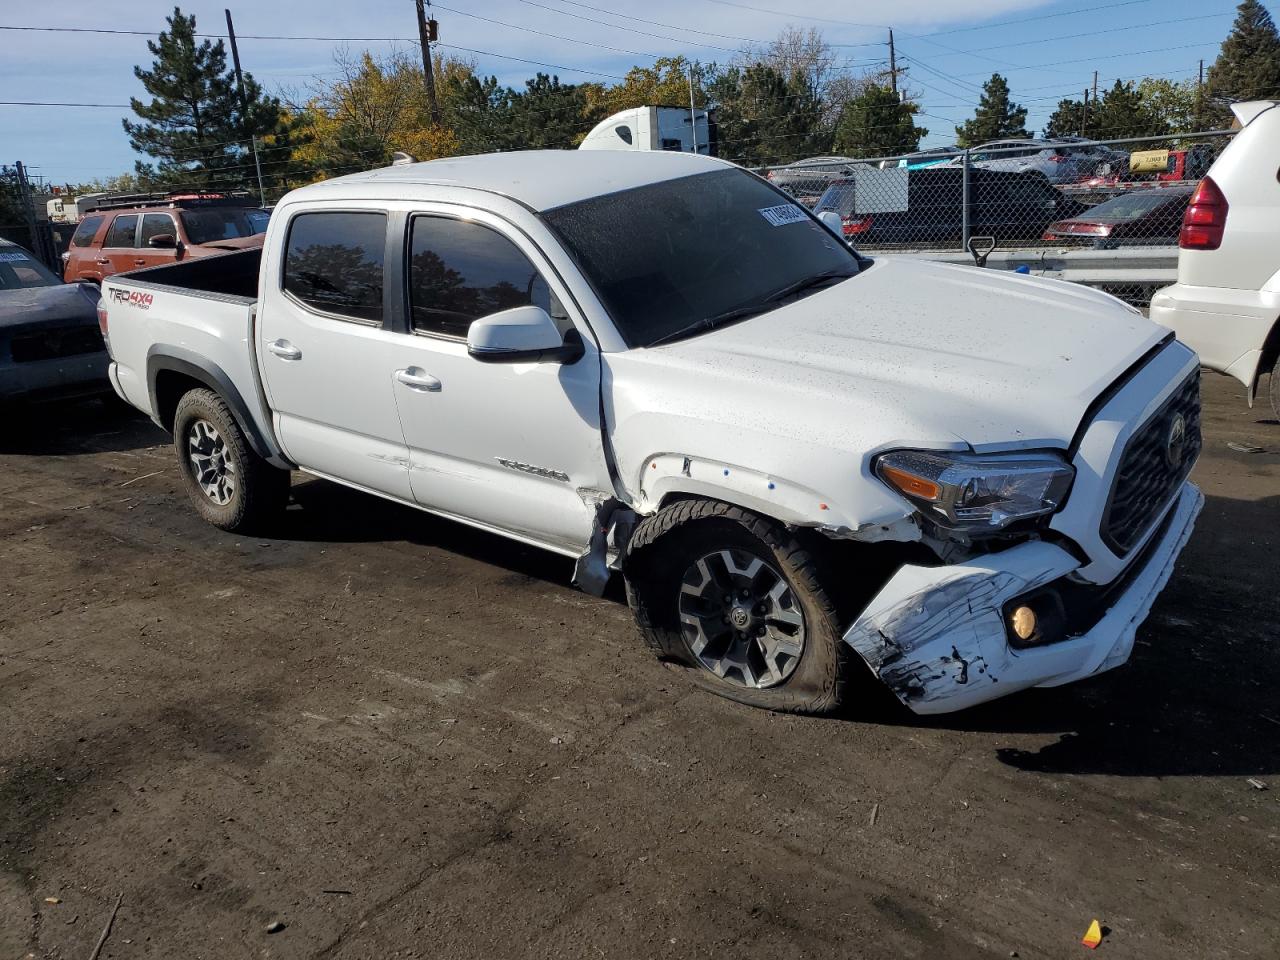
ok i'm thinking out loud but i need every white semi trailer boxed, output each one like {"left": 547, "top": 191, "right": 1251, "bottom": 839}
{"left": 578, "top": 106, "right": 712, "bottom": 155}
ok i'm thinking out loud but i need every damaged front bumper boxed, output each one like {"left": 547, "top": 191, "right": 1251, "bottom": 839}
{"left": 843, "top": 481, "right": 1203, "bottom": 714}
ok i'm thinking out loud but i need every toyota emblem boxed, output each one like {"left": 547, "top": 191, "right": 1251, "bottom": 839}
{"left": 1166, "top": 412, "right": 1187, "bottom": 468}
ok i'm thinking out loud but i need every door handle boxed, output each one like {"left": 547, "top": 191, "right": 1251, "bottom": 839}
{"left": 394, "top": 368, "right": 441, "bottom": 392}
{"left": 267, "top": 339, "right": 302, "bottom": 361}
{"left": 95, "top": 258, "right": 111, "bottom": 265}
{"left": 133, "top": 258, "right": 146, "bottom": 265}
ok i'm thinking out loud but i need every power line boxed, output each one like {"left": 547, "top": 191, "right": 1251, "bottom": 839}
{"left": 519, "top": 0, "right": 766, "bottom": 45}
{"left": 430, "top": 4, "right": 664, "bottom": 59}
{"left": 0, "top": 100, "right": 131, "bottom": 107}
{"left": 697, "top": 0, "right": 886, "bottom": 29}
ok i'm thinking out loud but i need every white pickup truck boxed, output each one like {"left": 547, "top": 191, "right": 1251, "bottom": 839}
{"left": 102, "top": 150, "right": 1203, "bottom": 716}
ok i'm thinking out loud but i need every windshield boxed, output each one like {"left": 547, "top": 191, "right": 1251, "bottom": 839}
{"left": 0, "top": 248, "right": 60, "bottom": 290}
{"left": 1079, "top": 190, "right": 1190, "bottom": 221}
{"left": 541, "top": 169, "right": 859, "bottom": 347}
{"left": 180, "top": 207, "right": 269, "bottom": 245}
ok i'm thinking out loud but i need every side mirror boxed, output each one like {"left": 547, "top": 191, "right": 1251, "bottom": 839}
{"left": 147, "top": 234, "right": 177, "bottom": 248}
{"left": 467, "top": 305, "right": 584, "bottom": 365}
{"left": 817, "top": 210, "right": 847, "bottom": 241}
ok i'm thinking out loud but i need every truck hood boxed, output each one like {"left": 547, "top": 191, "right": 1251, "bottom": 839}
{"left": 0, "top": 282, "right": 100, "bottom": 332}
{"left": 614, "top": 257, "right": 1165, "bottom": 451}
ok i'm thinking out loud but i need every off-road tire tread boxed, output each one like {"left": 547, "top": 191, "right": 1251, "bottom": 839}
{"left": 624, "top": 498, "right": 853, "bottom": 715}
{"left": 172, "top": 388, "right": 289, "bottom": 533}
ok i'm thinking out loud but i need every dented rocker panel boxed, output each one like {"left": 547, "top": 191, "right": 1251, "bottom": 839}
{"left": 843, "top": 482, "right": 1202, "bottom": 714}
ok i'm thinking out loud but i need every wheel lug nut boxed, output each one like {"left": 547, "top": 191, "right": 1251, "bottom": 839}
{"left": 739, "top": 589, "right": 750, "bottom": 599}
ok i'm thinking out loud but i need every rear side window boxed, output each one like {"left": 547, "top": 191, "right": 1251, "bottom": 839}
{"left": 104, "top": 215, "right": 138, "bottom": 247}
{"left": 282, "top": 212, "right": 386, "bottom": 323}
{"left": 71, "top": 216, "right": 105, "bottom": 247}
{"left": 407, "top": 216, "right": 554, "bottom": 339}
{"left": 140, "top": 213, "right": 176, "bottom": 244}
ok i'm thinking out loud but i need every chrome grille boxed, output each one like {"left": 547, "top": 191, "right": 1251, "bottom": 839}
{"left": 1100, "top": 372, "right": 1201, "bottom": 554}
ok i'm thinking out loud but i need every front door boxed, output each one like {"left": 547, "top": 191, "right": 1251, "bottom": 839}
{"left": 136, "top": 213, "right": 182, "bottom": 270}
{"left": 256, "top": 208, "right": 412, "bottom": 500}
{"left": 389, "top": 210, "right": 611, "bottom": 553}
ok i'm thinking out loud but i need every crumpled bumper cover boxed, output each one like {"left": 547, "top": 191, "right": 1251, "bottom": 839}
{"left": 842, "top": 482, "right": 1203, "bottom": 714}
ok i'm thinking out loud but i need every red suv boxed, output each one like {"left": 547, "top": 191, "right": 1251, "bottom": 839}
{"left": 63, "top": 194, "right": 269, "bottom": 284}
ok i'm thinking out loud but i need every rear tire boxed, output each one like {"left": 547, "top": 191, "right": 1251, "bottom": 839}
{"left": 624, "top": 499, "right": 852, "bottom": 715}
{"left": 172, "top": 388, "right": 289, "bottom": 533}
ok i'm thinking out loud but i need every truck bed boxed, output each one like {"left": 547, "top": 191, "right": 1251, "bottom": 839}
{"left": 102, "top": 248, "right": 277, "bottom": 454}
{"left": 118, "top": 247, "right": 262, "bottom": 301}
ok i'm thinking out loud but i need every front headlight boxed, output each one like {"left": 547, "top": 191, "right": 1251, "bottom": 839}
{"left": 874, "top": 450, "right": 1074, "bottom": 531}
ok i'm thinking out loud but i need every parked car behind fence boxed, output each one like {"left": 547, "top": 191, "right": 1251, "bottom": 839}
{"left": 1042, "top": 185, "right": 1193, "bottom": 248}
{"left": 813, "top": 167, "right": 1085, "bottom": 248}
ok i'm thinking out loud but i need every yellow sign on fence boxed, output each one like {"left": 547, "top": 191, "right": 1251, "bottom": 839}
{"left": 1129, "top": 149, "right": 1171, "bottom": 174}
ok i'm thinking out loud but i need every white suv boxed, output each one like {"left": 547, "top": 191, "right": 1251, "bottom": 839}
{"left": 1151, "top": 101, "right": 1280, "bottom": 418}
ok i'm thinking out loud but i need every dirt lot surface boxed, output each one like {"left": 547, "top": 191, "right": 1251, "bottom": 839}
{"left": 2, "top": 372, "right": 1278, "bottom": 959}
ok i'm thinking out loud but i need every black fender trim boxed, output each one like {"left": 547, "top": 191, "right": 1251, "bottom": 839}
{"left": 146, "top": 345, "right": 281, "bottom": 462}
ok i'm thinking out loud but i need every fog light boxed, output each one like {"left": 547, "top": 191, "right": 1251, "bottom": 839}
{"left": 1010, "top": 605, "right": 1037, "bottom": 641}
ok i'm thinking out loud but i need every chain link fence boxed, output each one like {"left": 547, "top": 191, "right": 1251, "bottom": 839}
{"left": 758, "top": 130, "right": 1236, "bottom": 305}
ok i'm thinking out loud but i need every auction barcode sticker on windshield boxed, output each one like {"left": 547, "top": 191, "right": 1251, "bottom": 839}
{"left": 757, "top": 204, "right": 808, "bottom": 227}
{"left": 0, "top": 252, "right": 30, "bottom": 262}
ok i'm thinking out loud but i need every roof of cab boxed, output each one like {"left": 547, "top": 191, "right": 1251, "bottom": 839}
{"left": 285, "top": 149, "right": 733, "bottom": 211}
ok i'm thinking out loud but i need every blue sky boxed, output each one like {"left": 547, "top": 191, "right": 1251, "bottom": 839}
{"left": 0, "top": 0, "right": 1269, "bottom": 185}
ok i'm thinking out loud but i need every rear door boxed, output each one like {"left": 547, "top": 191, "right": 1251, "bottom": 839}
{"left": 256, "top": 207, "right": 413, "bottom": 500}
{"left": 100, "top": 214, "right": 139, "bottom": 277}
{"left": 64, "top": 215, "right": 108, "bottom": 281}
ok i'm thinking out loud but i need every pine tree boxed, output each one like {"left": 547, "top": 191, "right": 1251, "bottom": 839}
{"left": 1090, "top": 80, "right": 1167, "bottom": 138}
{"left": 955, "top": 74, "right": 1028, "bottom": 146}
{"left": 123, "top": 6, "right": 285, "bottom": 193}
{"left": 1043, "top": 98, "right": 1088, "bottom": 139}
{"left": 710, "top": 64, "right": 826, "bottom": 166}
{"left": 832, "top": 85, "right": 926, "bottom": 157}
{"left": 1206, "top": 0, "right": 1280, "bottom": 122}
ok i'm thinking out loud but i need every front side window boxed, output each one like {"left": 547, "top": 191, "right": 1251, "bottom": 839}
{"left": 541, "top": 168, "right": 859, "bottom": 347}
{"left": 104, "top": 215, "right": 138, "bottom": 247}
{"left": 407, "top": 216, "right": 553, "bottom": 339}
{"left": 71, "top": 215, "right": 105, "bottom": 247}
{"left": 140, "top": 214, "right": 177, "bottom": 244}
{"left": 282, "top": 212, "right": 386, "bottom": 323}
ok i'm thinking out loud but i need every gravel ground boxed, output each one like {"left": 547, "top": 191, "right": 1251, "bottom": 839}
{"left": 1, "top": 371, "right": 1277, "bottom": 960}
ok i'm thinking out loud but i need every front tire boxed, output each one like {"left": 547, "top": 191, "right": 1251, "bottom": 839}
{"left": 1269, "top": 352, "right": 1280, "bottom": 423}
{"left": 624, "top": 499, "right": 852, "bottom": 715}
{"left": 172, "top": 388, "right": 289, "bottom": 532}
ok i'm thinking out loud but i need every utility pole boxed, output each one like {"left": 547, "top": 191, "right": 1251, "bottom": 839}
{"left": 885, "top": 28, "right": 906, "bottom": 99}
{"left": 887, "top": 28, "right": 901, "bottom": 98}
{"left": 1196, "top": 58, "right": 1204, "bottom": 128}
{"left": 415, "top": 0, "right": 442, "bottom": 126}
{"left": 688, "top": 66, "right": 699, "bottom": 155}
{"left": 14, "top": 161, "right": 55, "bottom": 270}
{"left": 1081, "top": 88, "right": 1089, "bottom": 137}
{"left": 225, "top": 9, "right": 266, "bottom": 206}
{"left": 1092, "top": 70, "right": 1099, "bottom": 104}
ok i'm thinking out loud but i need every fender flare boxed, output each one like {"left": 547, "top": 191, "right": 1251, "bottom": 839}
{"left": 146, "top": 345, "right": 283, "bottom": 463}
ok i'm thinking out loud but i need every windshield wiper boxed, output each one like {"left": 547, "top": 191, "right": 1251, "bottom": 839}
{"left": 762, "top": 268, "right": 856, "bottom": 304}
{"left": 644, "top": 269, "right": 856, "bottom": 349}
{"left": 645, "top": 302, "right": 777, "bottom": 348}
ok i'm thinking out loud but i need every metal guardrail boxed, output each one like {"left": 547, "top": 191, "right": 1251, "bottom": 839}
{"left": 878, "top": 245, "right": 1178, "bottom": 283}
{"left": 876, "top": 245, "right": 1178, "bottom": 304}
